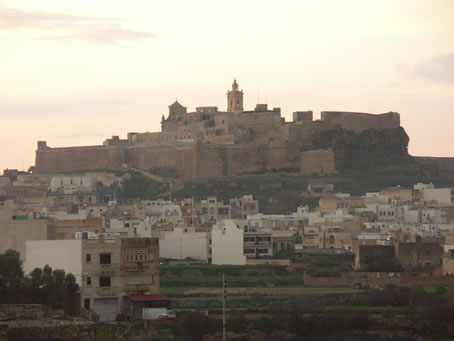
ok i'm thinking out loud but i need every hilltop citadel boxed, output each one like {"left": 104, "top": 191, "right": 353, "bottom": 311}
{"left": 34, "top": 80, "right": 401, "bottom": 178}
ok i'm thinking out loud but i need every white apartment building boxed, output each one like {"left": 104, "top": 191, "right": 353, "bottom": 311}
{"left": 211, "top": 220, "right": 246, "bottom": 265}
{"left": 159, "top": 226, "right": 210, "bottom": 261}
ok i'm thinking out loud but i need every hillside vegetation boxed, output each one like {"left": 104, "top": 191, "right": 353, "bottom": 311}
{"left": 111, "top": 128, "right": 454, "bottom": 213}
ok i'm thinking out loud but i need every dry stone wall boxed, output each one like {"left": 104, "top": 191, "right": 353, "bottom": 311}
{"left": 0, "top": 305, "right": 43, "bottom": 321}
{"left": 7, "top": 319, "right": 95, "bottom": 341}
{"left": 304, "top": 272, "right": 454, "bottom": 287}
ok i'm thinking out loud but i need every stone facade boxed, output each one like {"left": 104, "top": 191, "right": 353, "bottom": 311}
{"left": 81, "top": 237, "right": 160, "bottom": 322}
{"left": 395, "top": 241, "right": 442, "bottom": 271}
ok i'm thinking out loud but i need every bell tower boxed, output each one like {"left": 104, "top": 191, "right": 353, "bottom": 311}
{"left": 227, "top": 78, "right": 244, "bottom": 113}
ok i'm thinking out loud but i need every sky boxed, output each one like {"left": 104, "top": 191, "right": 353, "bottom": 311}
{"left": 1, "top": 0, "right": 453, "bottom": 171}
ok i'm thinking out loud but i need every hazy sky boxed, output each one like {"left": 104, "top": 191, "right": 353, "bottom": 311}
{"left": 1, "top": 0, "right": 453, "bottom": 171}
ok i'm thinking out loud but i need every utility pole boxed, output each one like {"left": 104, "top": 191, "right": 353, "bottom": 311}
{"left": 180, "top": 239, "right": 182, "bottom": 259}
{"left": 192, "top": 196, "right": 195, "bottom": 228}
{"left": 222, "top": 271, "right": 227, "bottom": 341}
{"left": 168, "top": 182, "right": 172, "bottom": 202}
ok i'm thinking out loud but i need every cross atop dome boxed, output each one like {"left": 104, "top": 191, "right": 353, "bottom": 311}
{"left": 232, "top": 78, "right": 239, "bottom": 91}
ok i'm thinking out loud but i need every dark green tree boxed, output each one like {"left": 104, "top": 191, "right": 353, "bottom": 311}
{"left": 0, "top": 250, "right": 78, "bottom": 307}
{"left": 0, "top": 249, "right": 24, "bottom": 299}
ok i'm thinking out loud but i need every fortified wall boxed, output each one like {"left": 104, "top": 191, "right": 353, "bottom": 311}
{"left": 34, "top": 80, "right": 401, "bottom": 179}
{"left": 34, "top": 142, "right": 301, "bottom": 178}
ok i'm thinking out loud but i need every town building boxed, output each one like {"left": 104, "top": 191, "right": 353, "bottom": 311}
{"left": 211, "top": 220, "right": 246, "bottom": 265}
{"left": 24, "top": 237, "right": 160, "bottom": 322}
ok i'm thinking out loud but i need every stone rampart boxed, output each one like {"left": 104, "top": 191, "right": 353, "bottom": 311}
{"left": 126, "top": 144, "right": 180, "bottom": 171}
{"left": 300, "top": 149, "right": 335, "bottom": 175}
{"left": 34, "top": 141, "right": 333, "bottom": 178}
{"left": 34, "top": 141, "right": 335, "bottom": 179}
{"left": 320, "top": 111, "right": 400, "bottom": 132}
{"left": 34, "top": 145, "right": 125, "bottom": 174}
{"left": 193, "top": 144, "right": 298, "bottom": 178}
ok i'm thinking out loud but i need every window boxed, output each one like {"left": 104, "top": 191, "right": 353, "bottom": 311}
{"left": 99, "top": 253, "right": 111, "bottom": 265}
{"left": 84, "top": 298, "right": 90, "bottom": 310}
{"left": 99, "top": 276, "right": 111, "bottom": 287}
{"left": 86, "top": 254, "right": 91, "bottom": 263}
{"left": 86, "top": 276, "right": 91, "bottom": 286}
{"left": 126, "top": 249, "right": 151, "bottom": 263}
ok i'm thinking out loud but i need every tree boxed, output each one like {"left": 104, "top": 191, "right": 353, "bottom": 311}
{"left": 177, "top": 311, "right": 220, "bottom": 341}
{"left": 0, "top": 249, "right": 24, "bottom": 299}
{"left": 0, "top": 251, "right": 79, "bottom": 307}
{"left": 34, "top": 265, "right": 79, "bottom": 308}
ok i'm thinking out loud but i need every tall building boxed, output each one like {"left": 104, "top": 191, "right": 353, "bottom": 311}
{"left": 226, "top": 78, "right": 244, "bottom": 113}
{"left": 25, "top": 237, "right": 162, "bottom": 322}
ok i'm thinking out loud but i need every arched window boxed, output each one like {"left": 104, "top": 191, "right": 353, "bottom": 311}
{"left": 329, "top": 235, "right": 335, "bottom": 245}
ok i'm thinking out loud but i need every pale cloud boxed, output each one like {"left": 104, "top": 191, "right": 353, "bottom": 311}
{"left": 0, "top": 99, "right": 132, "bottom": 117}
{"left": 396, "top": 53, "right": 454, "bottom": 84}
{"left": 0, "top": 7, "right": 155, "bottom": 45}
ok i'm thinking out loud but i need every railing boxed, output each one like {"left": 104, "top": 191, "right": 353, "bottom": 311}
{"left": 99, "top": 263, "right": 120, "bottom": 269}
{"left": 97, "top": 286, "right": 120, "bottom": 292}
{"left": 126, "top": 283, "right": 151, "bottom": 291}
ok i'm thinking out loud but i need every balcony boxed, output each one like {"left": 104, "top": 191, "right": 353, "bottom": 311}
{"left": 126, "top": 283, "right": 152, "bottom": 292}
{"left": 96, "top": 286, "right": 120, "bottom": 293}
{"left": 98, "top": 263, "right": 120, "bottom": 270}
